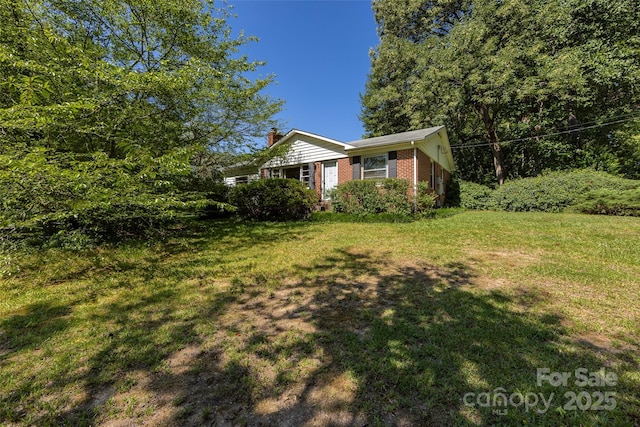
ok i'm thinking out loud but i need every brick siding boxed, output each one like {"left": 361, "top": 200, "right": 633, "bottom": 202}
{"left": 416, "top": 150, "right": 431, "bottom": 185}
{"left": 396, "top": 149, "right": 415, "bottom": 186}
{"left": 337, "top": 158, "right": 351, "bottom": 185}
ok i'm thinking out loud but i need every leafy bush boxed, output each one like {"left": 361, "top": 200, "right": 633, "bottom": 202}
{"left": 0, "top": 148, "right": 216, "bottom": 248}
{"left": 330, "top": 180, "right": 383, "bottom": 215}
{"left": 490, "top": 169, "right": 639, "bottom": 212}
{"left": 415, "top": 181, "right": 439, "bottom": 215}
{"left": 229, "top": 179, "right": 317, "bottom": 221}
{"left": 331, "top": 179, "right": 414, "bottom": 215}
{"left": 573, "top": 187, "right": 640, "bottom": 216}
{"left": 380, "top": 179, "right": 414, "bottom": 215}
{"left": 458, "top": 181, "right": 495, "bottom": 210}
{"left": 201, "top": 183, "right": 236, "bottom": 219}
{"left": 457, "top": 169, "right": 640, "bottom": 213}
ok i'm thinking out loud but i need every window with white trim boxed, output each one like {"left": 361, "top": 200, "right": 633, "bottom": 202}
{"left": 300, "top": 164, "right": 310, "bottom": 186}
{"left": 234, "top": 176, "right": 249, "bottom": 185}
{"left": 362, "top": 154, "right": 387, "bottom": 180}
{"left": 270, "top": 165, "right": 309, "bottom": 185}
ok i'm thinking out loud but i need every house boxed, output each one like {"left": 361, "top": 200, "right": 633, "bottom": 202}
{"left": 225, "top": 126, "right": 456, "bottom": 204}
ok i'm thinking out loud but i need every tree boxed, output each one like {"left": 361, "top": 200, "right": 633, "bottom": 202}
{"left": 362, "top": 0, "right": 640, "bottom": 185}
{"left": 0, "top": 0, "right": 282, "bottom": 246}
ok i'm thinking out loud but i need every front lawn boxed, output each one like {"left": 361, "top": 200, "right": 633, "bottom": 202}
{"left": 1, "top": 211, "right": 639, "bottom": 426}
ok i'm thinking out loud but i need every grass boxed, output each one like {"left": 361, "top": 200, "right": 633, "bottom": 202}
{"left": 1, "top": 211, "right": 639, "bottom": 426}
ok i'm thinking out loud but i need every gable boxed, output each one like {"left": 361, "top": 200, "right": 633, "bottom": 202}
{"left": 416, "top": 129, "right": 456, "bottom": 173}
{"left": 263, "top": 133, "right": 348, "bottom": 168}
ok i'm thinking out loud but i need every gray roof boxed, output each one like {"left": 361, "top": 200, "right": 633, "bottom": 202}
{"left": 345, "top": 126, "right": 444, "bottom": 149}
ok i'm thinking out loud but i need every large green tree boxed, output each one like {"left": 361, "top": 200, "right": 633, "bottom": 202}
{"left": 362, "top": 0, "right": 640, "bottom": 185}
{"left": 0, "top": 0, "right": 281, "bottom": 245}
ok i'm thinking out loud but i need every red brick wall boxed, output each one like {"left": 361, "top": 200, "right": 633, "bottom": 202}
{"left": 417, "top": 150, "right": 430, "bottom": 184}
{"left": 396, "top": 149, "right": 415, "bottom": 186}
{"left": 337, "top": 157, "right": 351, "bottom": 185}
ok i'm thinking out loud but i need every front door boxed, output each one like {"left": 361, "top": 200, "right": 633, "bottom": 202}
{"left": 323, "top": 161, "right": 338, "bottom": 200}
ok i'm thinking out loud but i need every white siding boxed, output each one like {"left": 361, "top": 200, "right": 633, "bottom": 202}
{"left": 418, "top": 132, "right": 455, "bottom": 172}
{"left": 264, "top": 136, "right": 348, "bottom": 168}
{"left": 224, "top": 174, "right": 259, "bottom": 187}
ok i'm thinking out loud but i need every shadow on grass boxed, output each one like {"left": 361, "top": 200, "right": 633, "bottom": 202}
{"left": 0, "top": 302, "right": 71, "bottom": 362}
{"left": 0, "top": 219, "right": 314, "bottom": 426}
{"left": 2, "top": 222, "right": 638, "bottom": 426}
{"left": 161, "top": 248, "right": 638, "bottom": 426}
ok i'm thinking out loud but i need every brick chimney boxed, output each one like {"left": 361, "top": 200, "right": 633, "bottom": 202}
{"left": 268, "top": 128, "right": 283, "bottom": 148}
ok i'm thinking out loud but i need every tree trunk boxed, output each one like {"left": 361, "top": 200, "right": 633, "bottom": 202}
{"left": 479, "top": 104, "right": 506, "bottom": 186}
{"left": 490, "top": 141, "right": 505, "bottom": 186}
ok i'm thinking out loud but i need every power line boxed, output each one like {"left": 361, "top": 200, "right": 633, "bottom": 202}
{"left": 449, "top": 114, "right": 640, "bottom": 150}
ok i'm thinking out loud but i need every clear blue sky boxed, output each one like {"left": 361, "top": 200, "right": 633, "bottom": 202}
{"left": 228, "top": 0, "right": 379, "bottom": 143}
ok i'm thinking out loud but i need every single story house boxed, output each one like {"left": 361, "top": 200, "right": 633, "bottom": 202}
{"left": 224, "top": 126, "right": 455, "bottom": 204}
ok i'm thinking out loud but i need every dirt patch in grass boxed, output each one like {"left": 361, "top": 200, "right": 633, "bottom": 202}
{"left": 574, "top": 332, "right": 640, "bottom": 356}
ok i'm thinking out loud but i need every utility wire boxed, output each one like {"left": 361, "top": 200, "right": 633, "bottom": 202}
{"left": 449, "top": 114, "right": 640, "bottom": 150}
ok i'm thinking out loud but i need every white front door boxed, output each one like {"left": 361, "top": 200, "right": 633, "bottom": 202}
{"left": 322, "top": 161, "right": 338, "bottom": 200}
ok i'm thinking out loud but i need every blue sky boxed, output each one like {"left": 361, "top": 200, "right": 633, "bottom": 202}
{"left": 228, "top": 0, "right": 379, "bottom": 143}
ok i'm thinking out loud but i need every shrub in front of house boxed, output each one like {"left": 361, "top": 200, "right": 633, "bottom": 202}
{"left": 415, "top": 181, "right": 439, "bottom": 216}
{"left": 229, "top": 178, "right": 317, "bottom": 221}
{"left": 331, "top": 179, "right": 413, "bottom": 215}
{"left": 331, "top": 180, "right": 381, "bottom": 215}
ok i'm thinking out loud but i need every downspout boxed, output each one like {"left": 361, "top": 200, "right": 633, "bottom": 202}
{"left": 412, "top": 141, "right": 417, "bottom": 211}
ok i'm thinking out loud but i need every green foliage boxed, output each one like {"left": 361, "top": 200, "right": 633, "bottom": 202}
{"left": 608, "top": 121, "right": 640, "bottom": 179}
{"left": 574, "top": 187, "right": 640, "bottom": 216}
{"left": 330, "top": 180, "right": 382, "bottom": 215}
{"left": 492, "top": 170, "right": 639, "bottom": 212}
{"left": 229, "top": 179, "right": 317, "bottom": 221}
{"left": 458, "top": 181, "right": 495, "bottom": 210}
{"left": 0, "top": 0, "right": 282, "bottom": 154}
{"left": 0, "top": 148, "right": 223, "bottom": 248}
{"left": 0, "top": 0, "right": 281, "bottom": 246}
{"left": 458, "top": 169, "right": 640, "bottom": 212}
{"left": 363, "top": 0, "right": 640, "bottom": 185}
{"left": 330, "top": 179, "right": 414, "bottom": 215}
{"left": 330, "top": 179, "right": 439, "bottom": 216}
{"left": 201, "top": 183, "right": 236, "bottom": 219}
{"left": 415, "top": 181, "right": 439, "bottom": 215}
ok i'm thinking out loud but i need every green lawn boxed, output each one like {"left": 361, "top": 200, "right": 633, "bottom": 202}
{"left": 1, "top": 211, "right": 639, "bottom": 426}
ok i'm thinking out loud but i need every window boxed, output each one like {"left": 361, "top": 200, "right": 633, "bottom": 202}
{"left": 300, "top": 164, "right": 310, "bottom": 186}
{"left": 272, "top": 165, "right": 310, "bottom": 186}
{"left": 284, "top": 167, "right": 300, "bottom": 180}
{"left": 363, "top": 154, "right": 387, "bottom": 180}
{"left": 234, "top": 176, "right": 249, "bottom": 185}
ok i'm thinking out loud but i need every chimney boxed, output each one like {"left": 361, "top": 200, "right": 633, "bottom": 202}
{"left": 268, "top": 128, "right": 282, "bottom": 148}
